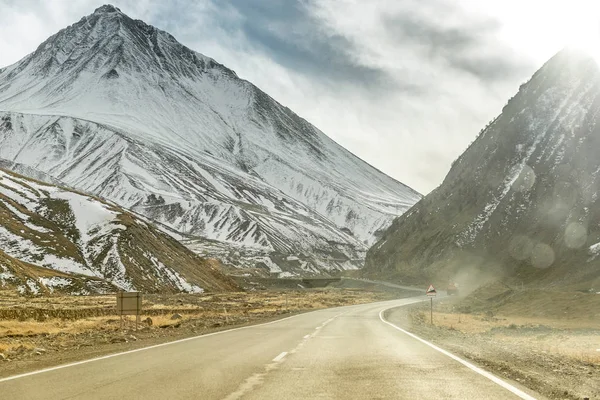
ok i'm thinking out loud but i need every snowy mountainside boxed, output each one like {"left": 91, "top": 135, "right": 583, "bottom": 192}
{"left": 0, "top": 159, "right": 67, "bottom": 187}
{"left": 0, "top": 167, "right": 238, "bottom": 294}
{"left": 0, "top": 111, "right": 369, "bottom": 274}
{"left": 0, "top": 5, "right": 420, "bottom": 274}
{"left": 364, "top": 49, "right": 600, "bottom": 289}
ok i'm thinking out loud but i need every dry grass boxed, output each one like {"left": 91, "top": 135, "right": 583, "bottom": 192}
{"left": 0, "top": 288, "right": 395, "bottom": 359}
{"left": 491, "top": 332, "right": 600, "bottom": 365}
{"left": 426, "top": 311, "right": 497, "bottom": 334}
{"left": 0, "top": 288, "right": 396, "bottom": 372}
{"left": 420, "top": 310, "right": 600, "bottom": 366}
{"left": 426, "top": 311, "right": 600, "bottom": 332}
{"left": 0, "top": 317, "right": 119, "bottom": 337}
{"left": 0, "top": 342, "right": 35, "bottom": 354}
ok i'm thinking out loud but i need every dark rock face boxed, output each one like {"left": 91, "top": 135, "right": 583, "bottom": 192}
{"left": 94, "top": 4, "right": 121, "bottom": 13}
{"left": 365, "top": 49, "right": 600, "bottom": 288}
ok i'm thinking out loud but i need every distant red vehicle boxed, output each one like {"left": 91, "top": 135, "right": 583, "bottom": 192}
{"left": 447, "top": 282, "right": 459, "bottom": 296}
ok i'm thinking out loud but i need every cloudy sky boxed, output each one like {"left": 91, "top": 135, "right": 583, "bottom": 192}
{"left": 1, "top": 0, "right": 599, "bottom": 193}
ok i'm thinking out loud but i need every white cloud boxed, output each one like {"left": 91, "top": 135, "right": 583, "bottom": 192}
{"left": 0, "top": 0, "right": 595, "bottom": 194}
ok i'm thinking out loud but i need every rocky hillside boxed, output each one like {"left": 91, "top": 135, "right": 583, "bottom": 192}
{"left": 0, "top": 167, "right": 238, "bottom": 294}
{"left": 364, "top": 49, "right": 600, "bottom": 290}
{"left": 0, "top": 251, "right": 116, "bottom": 295}
{"left": 0, "top": 5, "right": 420, "bottom": 275}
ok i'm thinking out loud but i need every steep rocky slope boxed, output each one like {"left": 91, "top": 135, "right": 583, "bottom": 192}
{"left": 365, "top": 49, "right": 600, "bottom": 289}
{"left": 0, "top": 250, "right": 116, "bottom": 295}
{"left": 0, "top": 5, "right": 420, "bottom": 274}
{"left": 0, "top": 167, "right": 238, "bottom": 294}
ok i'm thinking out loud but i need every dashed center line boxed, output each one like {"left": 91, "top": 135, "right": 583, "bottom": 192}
{"left": 223, "top": 310, "right": 348, "bottom": 399}
{"left": 272, "top": 352, "right": 288, "bottom": 362}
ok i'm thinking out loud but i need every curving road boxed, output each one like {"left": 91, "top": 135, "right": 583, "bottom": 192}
{"left": 0, "top": 297, "right": 542, "bottom": 399}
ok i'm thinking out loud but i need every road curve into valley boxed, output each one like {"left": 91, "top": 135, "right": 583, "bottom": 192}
{"left": 0, "top": 297, "right": 542, "bottom": 399}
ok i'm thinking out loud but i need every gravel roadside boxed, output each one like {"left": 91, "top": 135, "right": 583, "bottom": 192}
{"left": 385, "top": 303, "right": 599, "bottom": 400}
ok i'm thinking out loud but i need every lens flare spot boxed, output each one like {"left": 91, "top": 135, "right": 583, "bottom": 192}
{"left": 512, "top": 165, "right": 536, "bottom": 192}
{"left": 564, "top": 222, "right": 587, "bottom": 249}
{"left": 530, "top": 243, "right": 555, "bottom": 269}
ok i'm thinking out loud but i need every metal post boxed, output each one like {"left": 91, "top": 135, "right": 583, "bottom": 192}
{"left": 135, "top": 292, "right": 140, "bottom": 331}
{"left": 430, "top": 297, "right": 433, "bottom": 325}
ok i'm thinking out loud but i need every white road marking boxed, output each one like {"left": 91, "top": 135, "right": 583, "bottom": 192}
{"left": 0, "top": 299, "right": 407, "bottom": 386}
{"left": 272, "top": 352, "right": 288, "bottom": 362}
{"left": 222, "top": 363, "right": 279, "bottom": 400}
{"left": 0, "top": 309, "right": 327, "bottom": 383}
{"left": 379, "top": 308, "right": 537, "bottom": 400}
{"left": 224, "top": 310, "right": 348, "bottom": 399}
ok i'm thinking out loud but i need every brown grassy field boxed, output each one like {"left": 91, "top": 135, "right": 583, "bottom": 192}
{"left": 0, "top": 288, "right": 399, "bottom": 376}
{"left": 421, "top": 310, "right": 600, "bottom": 365}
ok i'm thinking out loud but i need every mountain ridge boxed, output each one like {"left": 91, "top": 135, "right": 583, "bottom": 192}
{"left": 0, "top": 4, "right": 420, "bottom": 274}
{"left": 364, "top": 48, "right": 600, "bottom": 290}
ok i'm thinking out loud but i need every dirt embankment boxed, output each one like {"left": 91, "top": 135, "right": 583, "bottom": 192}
{"left": 385, "top": 291, "right": 600, "bottom": 400}
{"left": 0, "top": 288, "right": 401, "bottom": 378}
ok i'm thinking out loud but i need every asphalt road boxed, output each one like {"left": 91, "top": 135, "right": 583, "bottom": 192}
{"left": 0, "top": 297, "right": 542, "bottom": 399}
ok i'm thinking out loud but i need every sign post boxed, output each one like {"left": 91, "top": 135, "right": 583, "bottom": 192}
{"left": 116, "top": 291, "right": 142, "bottom": 331}
{"left": 426, "top": 284, "right": 437, "bottom": 325}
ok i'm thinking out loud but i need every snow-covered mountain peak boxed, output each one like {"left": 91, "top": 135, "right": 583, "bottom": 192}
{"left": 0, "top": 6, "right": 421, "bottom": 275}
{"left": 18, "top": 3, "right": 229, "bottom": 85}
{"left": 94, "top": 4, "right": 121, "bottom": 14}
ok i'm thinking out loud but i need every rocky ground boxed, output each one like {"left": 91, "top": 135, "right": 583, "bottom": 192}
{"left": 0, "top": 288, "right": 401, "bottom": 378}
{"left": 386, "top": 295, "right": 600, "bottom": 400}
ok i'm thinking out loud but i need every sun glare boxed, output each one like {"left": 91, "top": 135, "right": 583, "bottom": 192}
{"left": 463, "top": 0, "right": 600, "bottom": 66}
{"left": 558, "top": 0, "right": 600, "bottom": 62}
